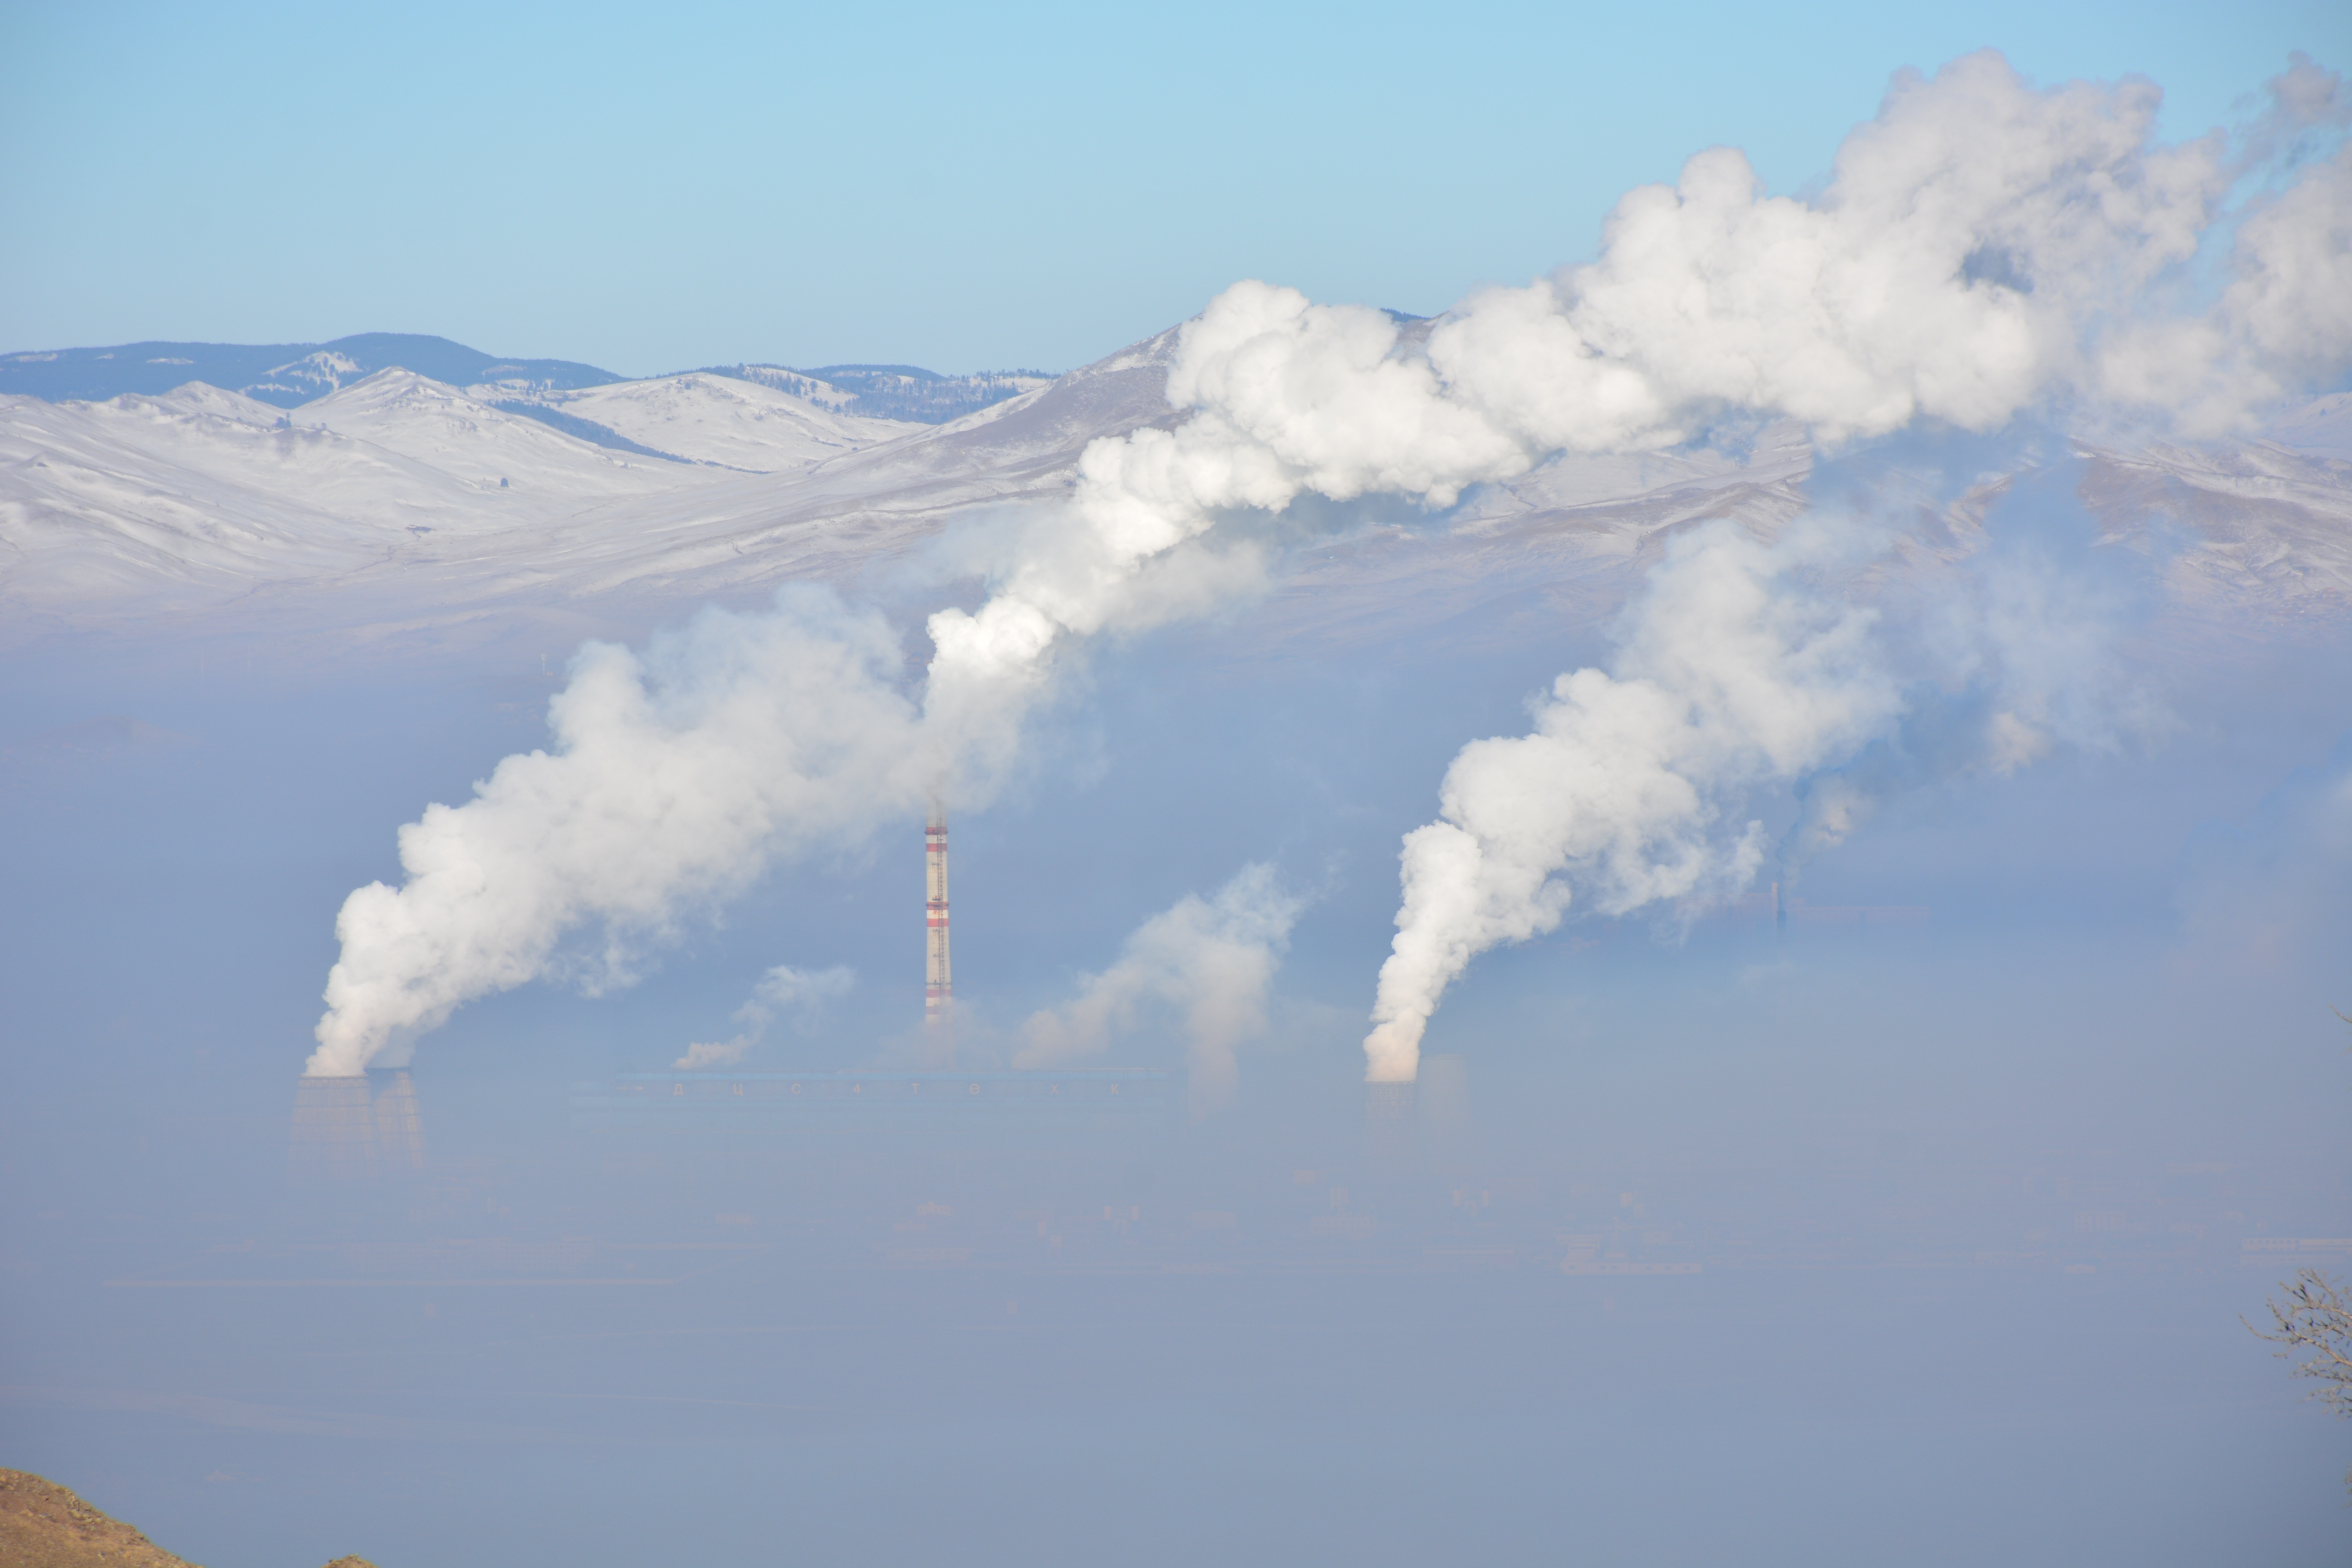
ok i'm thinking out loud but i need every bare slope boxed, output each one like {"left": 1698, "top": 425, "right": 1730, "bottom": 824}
{"left": 0, "top": 1470, "right": 381, "bottom": 1568}
{"left": 0, "top": 1468, "right": 200, "bottom": 1568}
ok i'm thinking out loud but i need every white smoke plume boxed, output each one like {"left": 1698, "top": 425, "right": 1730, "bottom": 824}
{"left": 1013, "top": 864, "right": 1306, "bottom": 1102}
{"left": 1051, "top": 50, "right": 2349, "bottom": 581}
{"left": 312, "top": 51, "right": 2345, "bottom": 1075}
{"left": 1778, "top": 483, "right": 2174, "bottom": 878}
{"left": 674, "top": 964, "right": 855, "bottom": 1070}
{"left": 308, "top": 536, "right": 1255, "bottom": 1072}
{"left": 1363, "top": 521, "right": 1904, "bottom": 1083}
{"left": 310, "top": 590, "right": 927, "bottom": 1074}
{"left": 1361, "top": 478, "right": 2183, "bottom": 1084}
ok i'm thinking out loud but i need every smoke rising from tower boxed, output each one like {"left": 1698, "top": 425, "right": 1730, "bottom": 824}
{"left": 1016, "top": 864, "right": 1305, "bottom": 1103}
{"left": 306, "top": 51, "right": 2346, "bottom": 1077}
{"left": 674, "top": 964, "right": 855, "bottom": 1070}
{"left": 1362, "top": 519, "right": 1903, "bottom": 1083}
{"left": 1359, "top": 479, "right": 2192, "bottom": 1083}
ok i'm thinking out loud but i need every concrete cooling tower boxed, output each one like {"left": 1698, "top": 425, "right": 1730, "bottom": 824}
{"left": 288, "top": 1068, "right": 425, "bottom": 1184}
{"left": 1365, "top": 1079, "right": 1417, "bottom": 1165}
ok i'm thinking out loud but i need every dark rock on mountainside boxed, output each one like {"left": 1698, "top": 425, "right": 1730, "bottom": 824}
{"left": 0, "top": 1468, "right": 374, "bottom": 1568}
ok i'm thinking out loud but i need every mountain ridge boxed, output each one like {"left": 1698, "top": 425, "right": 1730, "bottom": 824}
{"left": 0, "top": 333, "right": 620, "bottom": 407}
{"left": 3, "top": 336, "right": 1058, "bottom": 425}
{"left": 1, "top": 323, "right": 2345, "bottom": 662}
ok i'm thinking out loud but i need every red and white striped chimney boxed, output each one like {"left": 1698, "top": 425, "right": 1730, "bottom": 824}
{"left": 925, "top": 801, "right": 951, "bottom": 1022}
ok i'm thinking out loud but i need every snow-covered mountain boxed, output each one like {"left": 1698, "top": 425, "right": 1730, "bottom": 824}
{"left": 482, "top": 373, "right": 920, "bottom": 471}
{"left": 0, "top": 333, "right": 623, "bottom": 407}
{"left": 2, "top": 335, "right": 1057, "bottom": 425}
{"left": 701, "top": 364, "right": 1058, "bottom": 424}
{"left": 0, "top": 332, "right": 1176, "bottom": 639}
{"left": 2, "top": 323, "right": 2347, "bottom": 655}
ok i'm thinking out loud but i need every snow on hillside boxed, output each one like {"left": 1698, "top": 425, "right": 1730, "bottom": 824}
{"left": 0, "top": 339, "right": 1181, "bottom": 639}
{"left": 490, "top": 373, "right": 919, "bottom": 471}
{"left": 0, "top": 372, "right": 735, "bottom": 617}
{"left": 2079, "top": 434, "right": 2352, "bottom": 615}
{"left": 2265, "top": 392, "right": 2352, "bottom": 458}
{"left": 719, "top": 364, "right": 1057, "bottom": 424}
{"left": 290, "top": 372, "right": 726, "bottom": 500}
{"left": 2, "top": 330, "right": 2347, "bottom": 657}
{"left": 0, "top": 333, "right": 623, "bottom": 407}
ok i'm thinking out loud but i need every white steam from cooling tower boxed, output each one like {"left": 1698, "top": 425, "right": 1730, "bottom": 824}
{"left": 1354, "top": 506, "right": 2174, "bottom": 1083}
{"left": 308, "top": 51, "right": 2349, "bottom": 1078}
{"left": 1014, "top": 864, "right": 1307, "bottom": 1102}
{"left": 675, "top": 964, "right": 856, "bottom": 1070}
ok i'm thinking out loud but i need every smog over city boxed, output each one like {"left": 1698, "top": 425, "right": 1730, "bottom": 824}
{"left": 3, "top": 4, "right": 2351, "bottom": 1564}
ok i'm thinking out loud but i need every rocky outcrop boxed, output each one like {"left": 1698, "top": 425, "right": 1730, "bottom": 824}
{"left": 0, "top": 1468, "right": 198, "bottom": 1568}
{"left": 0, "top": 1470, "right": 375, "bottom": 1568}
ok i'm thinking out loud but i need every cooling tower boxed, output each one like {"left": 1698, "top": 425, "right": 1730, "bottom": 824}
{"left": 1365, "top": 1079, "right": 1417, "bottom": 1164}
{"left": 369, "top": 1067, "right": 426, "bottom": 1172}
{"left": 288, "top": 1074, "right": 377, "bottom": 1184}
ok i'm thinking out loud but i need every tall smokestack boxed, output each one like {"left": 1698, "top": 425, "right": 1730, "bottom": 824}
{"left": 925, "top": 800, "right": 951, "bottom": 1024}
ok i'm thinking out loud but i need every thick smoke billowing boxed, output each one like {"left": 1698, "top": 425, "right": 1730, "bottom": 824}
{"left": 312, "top": 592, "right": 929, "bottom": 1074}
{"left": 1065, "top": 48, "right": 2350, "bottom": 577}
{"left": 311, "top": 51, "right": 2348, "bottom": 1078}
{"left": 1014, "top": 864, "right": 1305, "bottom": 1101}
{"left": 1363, "top": 521, "right": 1901, "bottom": 1081}
{"left": 1357, "top": 502, "right": 2167, "bottom": 1082}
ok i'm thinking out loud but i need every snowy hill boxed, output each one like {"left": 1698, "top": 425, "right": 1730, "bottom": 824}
{"left": 709, "top": 364, "right": 1056, "bottom": 424}
{"left": 0, "top": 333, "right": 622, "bottom": 407}
{"left": 2, "top": 323, "right": 2348, "bottom": 655}
{"left": 0, "top": 373, "right": 735, "bottom": 614}
{"left": 2, "top": 335, "right": 1059, "bottom": 428}
{"left": 0, "top": 335, "right": 1176, "bottom": 638}
{"left": 485, "top": 373, "right": 920, "bottom": 472}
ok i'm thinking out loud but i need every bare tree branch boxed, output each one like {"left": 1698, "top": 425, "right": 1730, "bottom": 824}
{"left": 2250, "top": 1266, "right": 2352, "bottom": 1416}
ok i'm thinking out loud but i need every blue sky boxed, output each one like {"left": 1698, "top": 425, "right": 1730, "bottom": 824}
{"left": 3, "top": 0, "right": 2346, "bottom": 375}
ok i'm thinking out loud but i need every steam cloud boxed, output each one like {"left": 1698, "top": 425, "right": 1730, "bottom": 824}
{"left": 1064, "top": 48, "right": 2350, "bottom": 577}
{"left": 675, "top": 964, "right": 855, "bottom": 1069}
{"left": 311, "top": 51, "right": 2347, "bottom": 1077}
{"left": 1014, "top": 864, "right": 1306, "bottom": 1100}
{"left": 1363, "top": 485, "right": 2201, "bottom": 1082}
